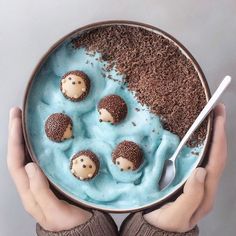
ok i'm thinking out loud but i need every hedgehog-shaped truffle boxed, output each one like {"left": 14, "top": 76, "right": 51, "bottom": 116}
{"left": 98, "top": 94, "right": 128, "bottom": 124}
{"left": 70, "top": 150, "right": 100, "bottom": 181}
{"left": 60, "top": 70, "right": 90, "bottom": 102}
{"left": 112, "top": 141, "right": 143, "bottom": 171}
{"left": 45, "top": 113, "right": 73, "bottom": 142}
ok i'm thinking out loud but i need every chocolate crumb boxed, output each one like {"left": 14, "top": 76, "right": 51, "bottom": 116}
{"left": 191, "top": 151, "right": 200, "bottom": 156}
{"left": 101, "top": 72, "right": 106, "bottom": 78}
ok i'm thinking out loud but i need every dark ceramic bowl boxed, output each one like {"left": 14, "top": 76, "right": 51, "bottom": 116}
{"left": 22, "top": 20, "right": 213, "bottom": 213}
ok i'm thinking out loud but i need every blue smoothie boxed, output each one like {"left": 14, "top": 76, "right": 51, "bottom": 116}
{"left": 26, "top": 40, "right": 204, "bottom": 210}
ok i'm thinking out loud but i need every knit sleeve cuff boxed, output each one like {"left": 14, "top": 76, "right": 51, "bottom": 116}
{"left": 120, "top": 212, "right": 199, "bottom": 236}
{"left": 36, "top": 210, "right": 118, "bottom": 236}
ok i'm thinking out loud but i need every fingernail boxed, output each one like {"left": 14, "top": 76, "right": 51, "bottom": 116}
{"left": 25, "top": 164, "right": 37, "bottom": 178}
{"left": 220, "top": 103, "right": 226, "bottom": 116}
{"left": 9, "top": 107, "right": 21, "bottom": 120}
{"left": 195, "top": 168, "right": 206, "bottom": 183}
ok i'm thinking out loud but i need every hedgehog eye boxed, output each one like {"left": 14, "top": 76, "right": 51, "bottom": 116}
{"left": 82, "top": 164, "right": 86, "bottom": 168}
{"left": 72, "top": 81, "right": 76, "bottom": 85}
{"left": 68, "top": 77, "right": 72, "bottom": 80}
{"left": 80, "top": 159, "right": 84, "bottom": 162}
{"left": 70, "top": 126, "right": 72, "bottom": 130}
{"left": 116, "top": 161, "right": 120, "bottom": 165}
{"left": 78, "top": 81, "right": 81, "bottom": 84}
{"left": 128, "top": 166, "right": 131, "bottom": 170}
{"left": 89, "top": 165, "right": 92, "bottom": 168}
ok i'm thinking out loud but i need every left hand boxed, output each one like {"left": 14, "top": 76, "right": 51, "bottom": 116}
{"left": 7, "top": 107, "right": 92, "bottom": 232}
{"left": 144, "top": 103, "right": 227, "bottom": 233}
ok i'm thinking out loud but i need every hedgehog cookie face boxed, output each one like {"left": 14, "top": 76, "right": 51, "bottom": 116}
{"left": 98, "top": 94, "right": 128, "bottom": 124}
{"left": 45, "top": 113, "right": 73, "bottom": 142}
{"left": 112, "top": 141, "right": 143, "bottom": 171}
{"left": 70, "top": 151, "right": 100, "bottom": 181}
{"left": 115, "top": 157, "right": 134, "bottom": 171}
{"left": 99, "top": 108, "right": 114, "bottom": 124}
{"left": 60, "top": 70, "right": 90, "bottom": 102}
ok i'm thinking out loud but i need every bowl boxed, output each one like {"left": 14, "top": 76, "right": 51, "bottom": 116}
{"left": 22, "top": 20, "right": 213, "bottom": 213}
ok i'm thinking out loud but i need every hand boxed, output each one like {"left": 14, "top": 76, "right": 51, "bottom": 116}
{"left": 7, "top": 107, "right": 92, "bottom": 232}
{"left": 144, "top": 104, "right": 227, "bottom": 233}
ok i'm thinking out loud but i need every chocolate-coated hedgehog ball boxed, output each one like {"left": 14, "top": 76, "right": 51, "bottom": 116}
{"left": 112, "top": 141, "right": 143, "bottom": 171}
{"left": 98, "top": 94, "right": 128, "bottom": 124}
{"left": 70, "top": 150, "right": 100, "bottom": 181}
{"left": 45, "top": 113, "right": 73, "bottom": 142}
{"left": 60, "top": 70, "right": 90, "bottom": 102}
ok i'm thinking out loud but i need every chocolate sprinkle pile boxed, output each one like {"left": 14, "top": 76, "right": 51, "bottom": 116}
{"left": 73, "top": 25, "right": 208, "bottom": 145}
{"left": 112, "top": 141, "right": 143, "bottom": 170}
{"left": 45, "top": 113, "right": 72, "bottom": 142}
{"left": 70, "top": 150, "right": 100, "bottom": 179}
{"left": 98, "top": 94, "right": 128, "bottom": 124}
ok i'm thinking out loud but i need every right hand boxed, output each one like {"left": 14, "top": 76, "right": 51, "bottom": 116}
{"left": 144, "top": 104, "right": 227, "bottom": 233}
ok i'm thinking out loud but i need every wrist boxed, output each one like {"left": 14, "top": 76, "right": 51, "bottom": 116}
{"left": 144, "top": 211, "right": 196, "bottom": 233}
{"left": 41, "top": 208, "right": 93, "bottom": 232}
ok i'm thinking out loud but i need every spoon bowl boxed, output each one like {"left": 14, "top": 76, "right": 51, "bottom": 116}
{"left": 159, "top": 159, "right": 176, "bottom": 190}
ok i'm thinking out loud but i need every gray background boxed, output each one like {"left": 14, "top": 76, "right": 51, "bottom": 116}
{"left": 0, "top": 0, "right": 235, "bottom": 235}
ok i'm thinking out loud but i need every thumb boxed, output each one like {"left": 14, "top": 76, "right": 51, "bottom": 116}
{"left": 177, "top": 168, "right": 206, "bottom": 219}
{"left": 25, "top": 163, "right": 62, "bottom": 214}
{"left": 145, "top": 168, "right": 206, "bottom": 232}
{"left": 168, "top": 168, "right": 206, "bottom": 220}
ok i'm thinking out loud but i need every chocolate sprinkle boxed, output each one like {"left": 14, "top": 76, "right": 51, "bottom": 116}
{"left": 112, "top": 141, "right": 143, "bottom": 170}
{"left": 45, "top": 113, "right": 72, "bottom": 142}
{"left": 73, "top": 25, "right": 207, "bottom": 145}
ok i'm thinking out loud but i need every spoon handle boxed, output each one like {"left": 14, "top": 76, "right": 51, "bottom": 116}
{"left": 170, "top": 75, "right": 231, "bottom": 161}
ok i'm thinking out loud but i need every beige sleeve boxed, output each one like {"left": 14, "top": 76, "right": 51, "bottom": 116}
{"left": 119, "top": 212, "right": 199, "bottom": 236}
{"left": 36, "top": 210, "right": 118, "bottom": 236}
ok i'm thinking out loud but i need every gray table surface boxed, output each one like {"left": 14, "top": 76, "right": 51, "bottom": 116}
{"left": 0, "top": 0, "right": 235, "bottom": 235}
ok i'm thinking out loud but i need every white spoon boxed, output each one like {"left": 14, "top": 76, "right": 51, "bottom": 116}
{"left": 159, "top": 75, "right": 231, "bottom": 191}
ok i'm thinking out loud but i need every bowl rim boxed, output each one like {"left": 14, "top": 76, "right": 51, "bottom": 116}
{"left": 22, "top": 20, "right": 213, "bottom": 213}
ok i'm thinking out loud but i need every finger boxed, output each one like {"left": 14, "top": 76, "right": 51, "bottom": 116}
{"left": 7, "top": 108, "right": 44, "bottom": 221}
{"left": 25, "top": 163, "right": 62, "bottom": 215}
{"left": 191, "top": 104, "right": 227, "bottom": 224}
{"left": 8, "top": 107, "right": 21, "bottom": 131}
{"left": 145, "top": 168, "right": 206, "bottom": 232}
{"left": 206, "top": 103, "right": 227, "bottom": 179}
{"left": 7, "top": 108, "right": 25, "bottom": 174}
{"left": 7, "top": 107, "right": 30, "bottom": 195}
{"left": 26, "top": 163, "right": 93, "bottom": 231}
{"left": 166, "top": 168, "right": 206, "bottom": 219}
